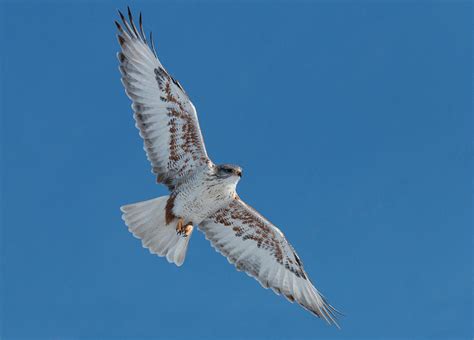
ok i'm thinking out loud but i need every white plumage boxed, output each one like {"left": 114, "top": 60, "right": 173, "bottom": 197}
{"left": 116, "top": 7, "right": 340, "bottom": 327}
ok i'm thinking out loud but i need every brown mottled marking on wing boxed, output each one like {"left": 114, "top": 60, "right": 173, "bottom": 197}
{"left": 199, "top": 198, "right": 340, "bottom": 326}
{"left": 211, "top": 199, "right": 307, "bottom": 279}
{"left": 116, "top": 11, "right": 211, "bottom": 191}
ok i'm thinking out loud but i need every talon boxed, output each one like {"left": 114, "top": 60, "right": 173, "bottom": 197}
{"left": 183, "top": 224, "right": 193, "bottom": 237}
{"left": 176, "top": 218, "right": 193, "bottom": 237}
{"left": 176, "top": 217, "right": 184, "bottom": 235}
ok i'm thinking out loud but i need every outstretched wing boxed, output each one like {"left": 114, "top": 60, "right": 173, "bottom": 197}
{"left": 199, "top": 199, "right": 340, "bottom": 327}
{"left": 116, "top": 9, "right": 210, "bottom": 190}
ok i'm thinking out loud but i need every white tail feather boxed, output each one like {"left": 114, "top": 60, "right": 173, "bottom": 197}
{"left": 120, "top": 196, "right": 192, "bottom": 266}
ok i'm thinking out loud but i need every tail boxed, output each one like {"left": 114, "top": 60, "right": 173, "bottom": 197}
{"left": 120, "top": 196, "right": 193, "bottom": 266}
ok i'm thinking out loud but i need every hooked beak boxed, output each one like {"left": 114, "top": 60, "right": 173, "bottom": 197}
{"left": 236, "top": 169, "right": 242, "bottom": 177}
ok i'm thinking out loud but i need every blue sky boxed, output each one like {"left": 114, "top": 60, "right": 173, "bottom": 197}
{"left": 1, "top": 1, "right": 472, "bottom": 339}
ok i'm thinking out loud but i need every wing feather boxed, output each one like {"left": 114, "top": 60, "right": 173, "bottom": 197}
{"left": 116, "top": 8, "right": 210, "bottom": 190}
{"left": 199, "top": 199, "right": 341, "bottom": 327}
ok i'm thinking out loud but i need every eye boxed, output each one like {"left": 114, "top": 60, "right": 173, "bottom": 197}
{"left": 225, "top": 168, "right": 232, "bottom": 173}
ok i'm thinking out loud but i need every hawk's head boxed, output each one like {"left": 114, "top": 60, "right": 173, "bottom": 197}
{"left": 215, "top": 164, "right": 242, "bottom": 181}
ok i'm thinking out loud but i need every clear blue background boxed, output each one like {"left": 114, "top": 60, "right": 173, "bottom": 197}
{"left": 1, "top": 1, "right": 472, "bottom": 339}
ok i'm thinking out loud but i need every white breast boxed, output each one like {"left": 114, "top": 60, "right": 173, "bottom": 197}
{"left": 173, "top": 171, "right": 238, "bottom": 224}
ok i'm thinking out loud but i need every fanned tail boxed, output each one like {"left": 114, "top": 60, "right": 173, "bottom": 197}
{"left": 120, "top": 196, "right": 193, "bottom": 266}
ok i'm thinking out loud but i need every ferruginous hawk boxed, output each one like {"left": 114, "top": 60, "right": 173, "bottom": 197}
{"left": 116, "top": 7, "right": 340, "bottom": 327}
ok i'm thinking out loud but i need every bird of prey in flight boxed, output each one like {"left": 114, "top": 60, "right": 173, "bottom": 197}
{"left": 116, "top": 7, "right": 340, "bottom": 327}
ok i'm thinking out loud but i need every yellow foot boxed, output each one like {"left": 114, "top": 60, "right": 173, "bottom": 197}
{"left": 176, "top": 218, "right": 193, "bottom": 238}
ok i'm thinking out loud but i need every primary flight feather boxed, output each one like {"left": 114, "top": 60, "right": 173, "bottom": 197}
{"left": 116, "top": 7, "right": 340, "bottom": 327}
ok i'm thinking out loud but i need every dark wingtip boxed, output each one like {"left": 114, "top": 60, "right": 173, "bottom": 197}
{"left": 118, "top": 52, "right": 126, "bottom": 63}
{"left": 118, "top": 9, "right": 126, "bottom": 22}
{"left": 117, "top": 35, "right": 126, "bottom": 46}
{"left": 126, "top": 6, "right": 140, "bottom": 40}
{"left": 117, "top": 7, "right": 135, "bottom": 38}
{"left": 139, "top": 12, "right": 147, "bottom": 43}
